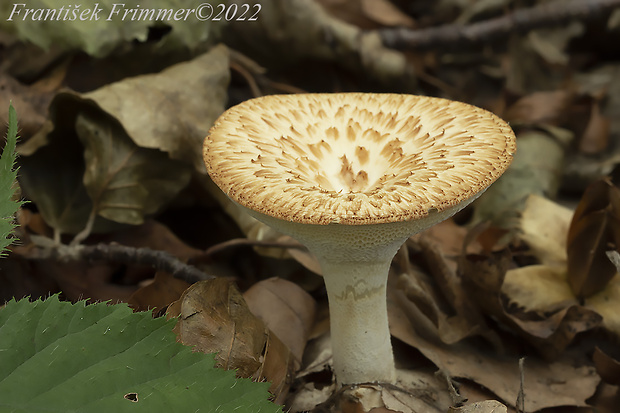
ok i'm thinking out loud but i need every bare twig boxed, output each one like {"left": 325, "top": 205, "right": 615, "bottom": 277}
{"left": 516, "top": 357, "right": 526, "bottom": 413}
{"left": 229, "top": 49, "right": 307, "bottom": 96}
{"left": 380, "top": 0, "right": 620, "bottom": 50}
{"left": 230, "top": 59, "right": 262, "bottom": 98}
{"left": 28, "top": 235, "right": 213, "bottom": 284}
{"left": 70, "top": 208, "right": 97, "bottom": 246}
{"left": 204, "top": 237, "right": 306, "bottom": 257}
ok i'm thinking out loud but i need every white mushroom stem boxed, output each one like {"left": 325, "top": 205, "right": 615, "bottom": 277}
{"left": 238, "top": 202, "right": 474, "bottom": 386}
{"left": 319, "top": 256, "right": 396, "bottom": 384}
{"left": 237, "top": 206, "right": 433, "bottom": 385}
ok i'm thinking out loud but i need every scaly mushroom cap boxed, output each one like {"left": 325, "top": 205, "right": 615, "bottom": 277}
{"left": 204, "top": 93, "right": 516, "bottom": 225}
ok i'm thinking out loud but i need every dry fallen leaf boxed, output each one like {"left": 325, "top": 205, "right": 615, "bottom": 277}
{"left": 315, "top": 0, "right": 414, "bottom": 30}
{"left": 393, "top": 242, "right": 494, "bottom": 346}
{"left": 567, "top": 177, "right": 620, "bottom": 298}
{"left": 359, "top": 0, "right": 416, "bottom": 28}
{"left": 336, "top": 377, "right": 450, "bottom": 413}
{"left": 586, "top": 275, "right": 620, "bottom": 338}
{"left": 593, "top": 347, "right": 620, "bottom": 385}
{"left": 167, "top": 278, "right": 294, "bottom": 403}
{"left": 579, "top": 100, "right": 611, "bottom": 155}
{"left": 17, "top": 46, "right": 229, "bottom": 237}
{"left": 518, "top": 194, "right": 573, "bottom": 267}
{"left": 243, "top": 277, "right": 316, "bottom": 366}
{"left": 503, "top": 265, "right": 576, "bottom": 312}
{"left": 500, "top": 197, "right": 620, "bottom": 339}
{"left": 504, "top": 90, "right": 573, "bottom": 126}
{"left": 460, "top": 250, "right": 601, "bottom": 359}
{"left": 127, "top": 271, "right": 190, "bottom": 314}
{"left": 389, "top": 288, "right": 600, "bottom": 412}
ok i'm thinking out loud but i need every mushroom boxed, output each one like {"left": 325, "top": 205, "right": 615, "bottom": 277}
{"left": 204, "top": 93, "right": 516, "bottom": 385}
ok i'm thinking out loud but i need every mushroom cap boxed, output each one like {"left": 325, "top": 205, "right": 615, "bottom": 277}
{"left": 204, "top": 93, "right": 516, "bottom": 225}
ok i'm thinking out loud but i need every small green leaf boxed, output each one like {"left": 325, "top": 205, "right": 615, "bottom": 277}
{"left": 0, "top": 296, "right": 281, "bottom": 413}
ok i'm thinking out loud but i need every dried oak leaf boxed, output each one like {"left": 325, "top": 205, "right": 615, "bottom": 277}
{"left": 567, "top": 177, "right": 620, "bottom": 298}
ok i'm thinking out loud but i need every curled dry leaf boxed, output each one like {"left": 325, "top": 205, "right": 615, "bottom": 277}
{"left": 389, "top": 289, "right": 600, "bottom": 412}
{"left": 81, "top": 45, "right": 229, "bottom": 174}
{"left": 76, "top": 110, "right": 191, "bottom": 226}
{"left": 394, "top": 239, "right": 497, "bottom": 346}
{"left": 167, "top": 278, "right": 294, "bottom": 403}
{"left": 579, "top": 100, "right": 611, "bottom": 155}
{"left": 593, "top": 347, "right": 620, "bottom": 385}
{"left": 567, "top": 177, "right": 620, "bottom": 298}
{"left": 243, "top": 277, "right": 317, "bottom": 367}
{"left": 18, "top": 46, "right": 229, "bottom": 236}
{"left": 460, "top": 250, "right": 601, "bottom": 359}
{"left": 504, "top": 196, "right": 620, "bottom": 339}
{"left": 509, "top": 305, "right": 602, "bottom": 360}
{"left": 586, "top": 275, "right": 620, "bottom": 339}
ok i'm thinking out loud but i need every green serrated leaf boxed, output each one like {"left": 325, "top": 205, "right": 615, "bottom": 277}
{"left": 0, "top": 104, "right": 24, "bottom": 254}
{"left": 0, "top": 296, "right": 281, "bottom": 413}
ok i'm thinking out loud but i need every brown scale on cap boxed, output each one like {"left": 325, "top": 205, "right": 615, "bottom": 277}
{"left": 205, "top": 93, "right": 516, "bottom": 225}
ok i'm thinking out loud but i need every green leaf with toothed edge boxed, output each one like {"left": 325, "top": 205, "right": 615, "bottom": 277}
{"left": 0, "top": 295, "right": 282, "bottom": 413}
{"left": 0, "top": 104, "right": 24, "bottom": 255}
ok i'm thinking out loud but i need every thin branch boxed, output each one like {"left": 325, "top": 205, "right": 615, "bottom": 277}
{"left": 230, "top": 59, "right": 262, "bottom": 98}
{"left": 204, "top": 237, "right": 306, "bottom": 257}
{"left": 70, "top": 207, "right": 97, "bottom": 246}
{"left": 29, "top": 235, "right": 212, "bottom": 284}
{"left": 379, "top": 0, "right": 620, "bottom": 50}
{"left": 516, "top": 357, "right": 526, "bottom": 413}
